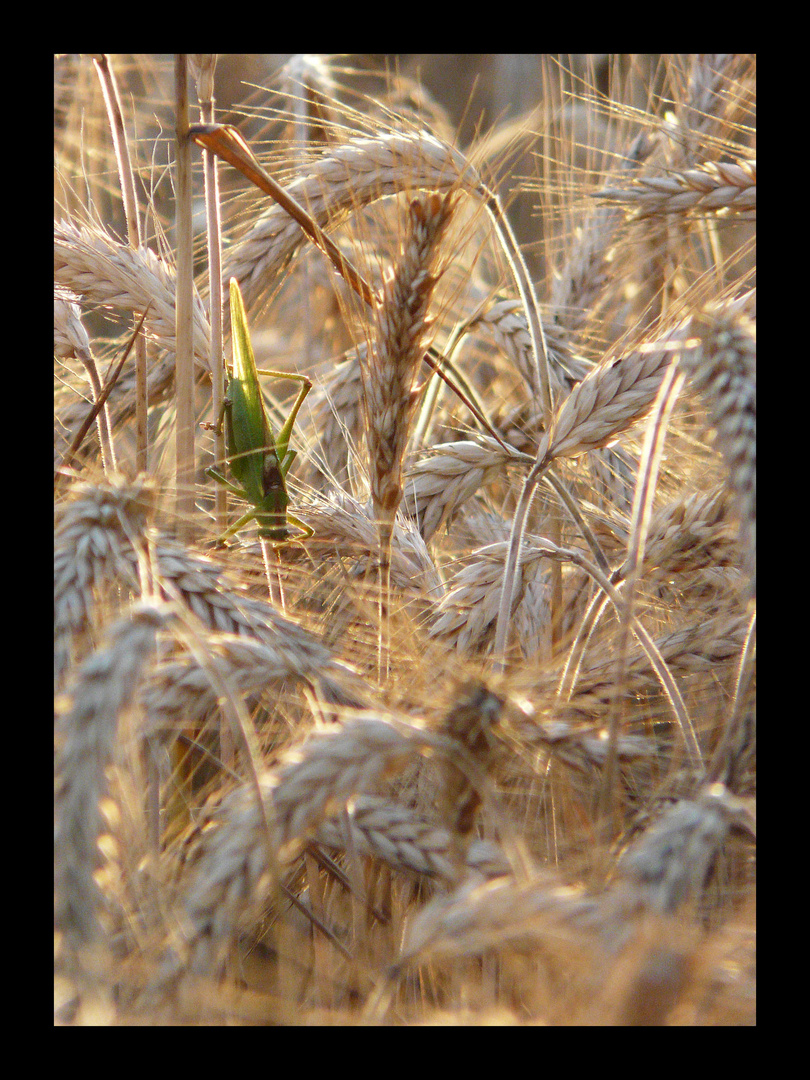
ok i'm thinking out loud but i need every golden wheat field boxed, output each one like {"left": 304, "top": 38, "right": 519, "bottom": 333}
{"left": 54, "top": 54, "right": 756, "bottom": 1025}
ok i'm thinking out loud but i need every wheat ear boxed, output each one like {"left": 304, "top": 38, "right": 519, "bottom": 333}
{"left": 682, "top": 303, "right": 756, "bottom": 598}
{"left": 316, "top": 795, "right": 509, "bottom": 881}
{"left": 55, "top": 604, "right": 165, "bottom": 955}
{"left": 54, "top": 476, "right": 155, "bottom": 688}
{"left": 494, "top": 320, "right": 694, "bottom": 659}
{"left": 363, "top": 191, "right": 456, "bottom": 664}
{"left": 54, "top": 219, "right": 211, "bottom": 363}
{"left": 597, "top": 159, "right": 756, "bottom": 219}
{"left": 225, "top": 131, "right": 473, "bottom": 311}
{"left": 403, "top": 436, "right": 530, "bottom": 543}
{"left": 176, "top": 712, "right": 429, "bottom": 974}
{"left": 429, "top": 538, "right": 553, "bottom": 656}
{"left": 615, "top": 783, "right": 754, "bottom": 914}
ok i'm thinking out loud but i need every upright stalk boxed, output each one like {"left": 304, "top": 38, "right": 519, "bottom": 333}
{"left": 92, "top": 52, "right": 150, "bottom": 473}
{"left": 598, "top": 359, "right": 690, "bottom": 835}
{"left": 191, "top": 55, "right": 226, "bottom": 536}
{"left": 482, "top": 187, "right": 564, "bottom": 659}
{"left": 174, "top": 55, "right": 196, "bottom": 540}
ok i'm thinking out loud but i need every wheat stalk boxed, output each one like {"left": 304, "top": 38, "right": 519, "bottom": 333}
{"left": 54, "top": 286, "right": 117, "bottom": 472}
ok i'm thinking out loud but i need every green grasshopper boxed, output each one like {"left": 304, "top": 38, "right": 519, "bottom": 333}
{"left": 206, "top": 279, "right": 312, "bottom": 543}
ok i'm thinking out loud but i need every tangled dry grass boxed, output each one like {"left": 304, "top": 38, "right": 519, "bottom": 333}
{"left": 55, "top": 54, "right": 755, "bottom": 1025}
